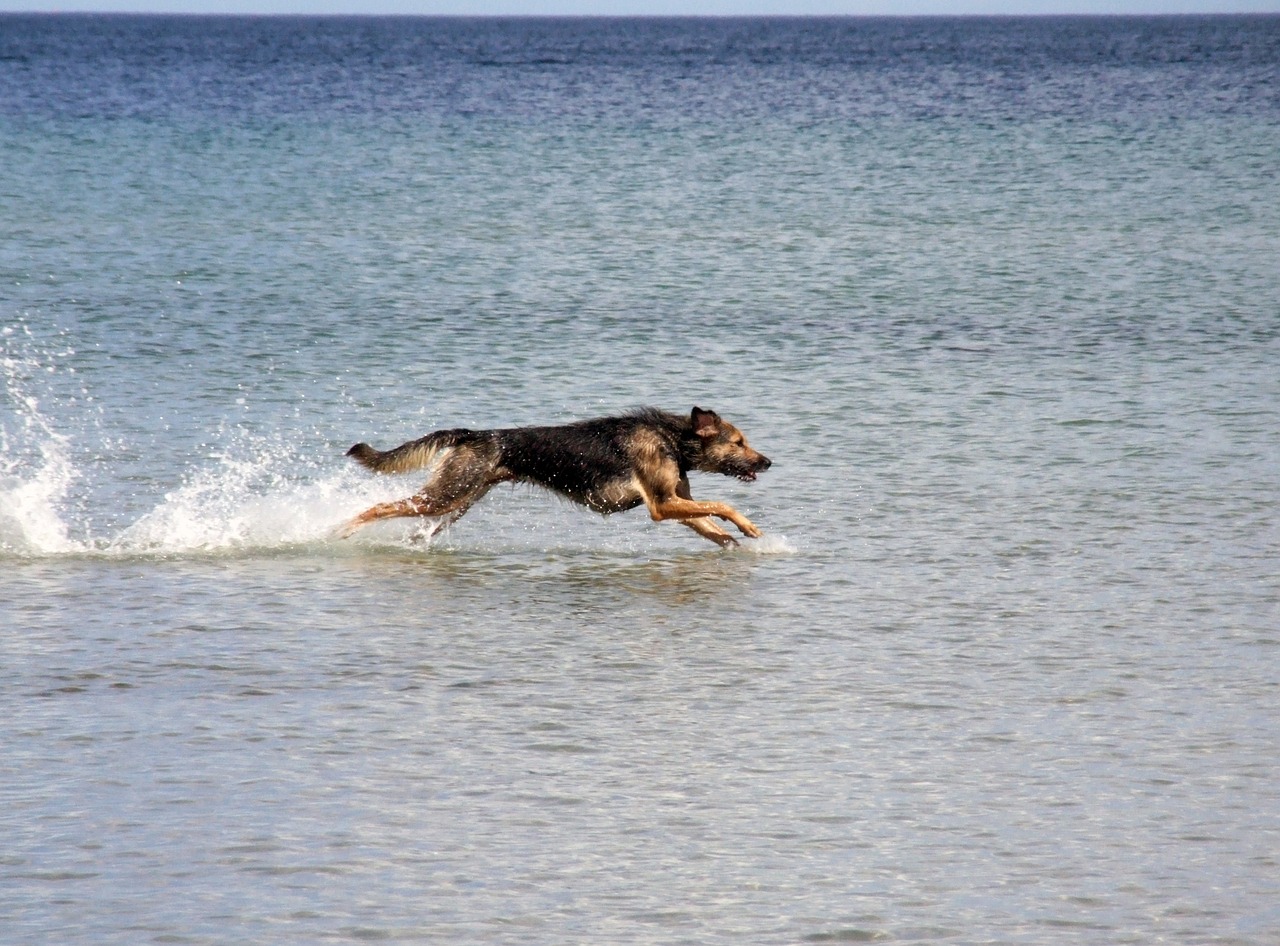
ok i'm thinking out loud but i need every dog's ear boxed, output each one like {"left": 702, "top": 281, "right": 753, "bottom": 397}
{"left": 691, "top": 407, "right": 721, "bottom": 438}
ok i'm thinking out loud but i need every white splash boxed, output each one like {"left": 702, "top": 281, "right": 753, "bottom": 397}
{"left": 745, "top": 532, "right": 797, "bottom": 555}
{"left": 1, "top": 326, "right": 80, "bottom": 555}
{"left": 112, "top": 451, "right": 368, "bottom": 554}
{"left": 0, "top": 419, "right": 79, "bottom": 555}
{"left": 102, "top": 420, "right": 423, "bottom": 556}
{"left": 2, "top": 324, "right": 405, "bottom": 558}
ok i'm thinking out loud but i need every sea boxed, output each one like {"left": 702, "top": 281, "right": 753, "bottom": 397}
{"left": 2, "top": 13, "right": 1278, "bottom": 945}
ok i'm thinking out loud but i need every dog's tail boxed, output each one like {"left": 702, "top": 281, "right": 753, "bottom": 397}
{"left": 346, "top": 431, "right": 457, "bottom": 475}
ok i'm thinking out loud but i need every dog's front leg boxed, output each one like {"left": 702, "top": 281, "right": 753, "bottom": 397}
{"left": 646, "top": 496, "right": 762, "bottom": 539}
{"left": 681, "top": 516, "right": 739, "bottom": 548}
{"left": 709, "top": 502, "right": 762, "bottom": 539}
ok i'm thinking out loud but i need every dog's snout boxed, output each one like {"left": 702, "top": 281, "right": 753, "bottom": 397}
{"left": 757, "top": 455, "right": 772, "bottom": 471}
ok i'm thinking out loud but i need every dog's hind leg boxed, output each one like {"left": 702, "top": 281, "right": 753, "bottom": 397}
{"left": 337, "top": 450, "right": 497, "bottom": 539}
{"left": 336, "top": 486, "right": 490, "bottom": 539}
{"left": 408, "top": 498, "right": 485, "bottom": 543}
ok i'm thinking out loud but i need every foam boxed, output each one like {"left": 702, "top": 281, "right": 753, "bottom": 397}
{"left": 744, "top": 533, "right": 797, "bottom": 555}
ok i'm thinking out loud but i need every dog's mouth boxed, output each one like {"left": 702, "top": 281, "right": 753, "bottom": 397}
{"left": 737, "top": 470, "right": 758, "bottom": 483}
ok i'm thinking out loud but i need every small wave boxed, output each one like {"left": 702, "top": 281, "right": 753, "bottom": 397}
{"left": 745, "top": 533, "right": 797, "bottom": 555}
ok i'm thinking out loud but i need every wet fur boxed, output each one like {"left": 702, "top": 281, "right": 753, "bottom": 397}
{"left": 338, "top": 407, "right": 771, "bottom": 547}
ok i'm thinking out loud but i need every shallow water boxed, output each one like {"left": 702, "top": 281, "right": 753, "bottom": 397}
{"left": 2, "top": 14, "right": 1279, "bottom": 945}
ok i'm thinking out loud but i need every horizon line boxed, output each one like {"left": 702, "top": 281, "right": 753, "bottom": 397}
{"left": 3, "top": 8, "right": 1277, "bottom": 15}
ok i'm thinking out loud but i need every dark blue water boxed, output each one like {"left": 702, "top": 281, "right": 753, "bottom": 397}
{"left": 4, "top": 14, "right": 1279, "bottom": 123}
{"left": 3, "top": 15, "right": 1279, "bottom": 946}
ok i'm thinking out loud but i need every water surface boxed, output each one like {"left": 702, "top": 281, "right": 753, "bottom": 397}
{"left": 2, "top": 14, "right": 1278, "bottom": 945}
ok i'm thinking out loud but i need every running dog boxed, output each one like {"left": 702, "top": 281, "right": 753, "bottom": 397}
{"left": 337, "top": 406, "right": 771, "bottom": 547}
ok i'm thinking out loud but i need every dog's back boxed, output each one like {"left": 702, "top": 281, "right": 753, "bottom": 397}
{"left": 493, "top": 409, "right": 687, "bottom": 512}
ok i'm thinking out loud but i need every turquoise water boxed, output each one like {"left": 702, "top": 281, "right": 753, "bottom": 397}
{"left": 3, "top": 15, "right": 1279, "bottom": 945}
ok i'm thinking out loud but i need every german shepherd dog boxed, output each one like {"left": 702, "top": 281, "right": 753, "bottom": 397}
{"left": 337, "top": 407, "right": 770, "bottom": 547}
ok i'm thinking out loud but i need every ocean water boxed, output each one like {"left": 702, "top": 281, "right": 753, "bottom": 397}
{"left": 2, "top": 13, "right": 1279, "bottom": 945}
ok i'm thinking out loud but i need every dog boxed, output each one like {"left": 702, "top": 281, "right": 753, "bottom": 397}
{"left": 337, "top": 406, "right": 770, "bottom": 547}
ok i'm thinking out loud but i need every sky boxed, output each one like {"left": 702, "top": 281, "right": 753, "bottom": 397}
{"left": 1, "top": 1, "right": 1277, "bottom": 15}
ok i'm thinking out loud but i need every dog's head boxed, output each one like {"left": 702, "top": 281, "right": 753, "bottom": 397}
{"left": 689, "top": 407, "right": 772, "bottom": 482}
